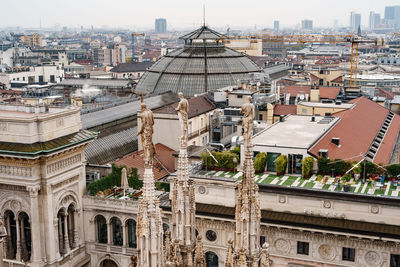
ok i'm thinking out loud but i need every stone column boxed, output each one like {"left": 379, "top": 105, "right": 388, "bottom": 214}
{"left": 63, "top": 213, "right": 70, "bottom": 253}
{"left": 20, "top": 218, "right": 26, "bottom": 261}
{"left": 122, "top": 223, "right": 127, "bottom": 247}
{"left": 73, "top": 209, "right": 79, "bottom": 248}
{"left": 15, "top": 217, "right": 21, "bottom": 261}
{"left": 5, "top": 215, "right": 11, "bottom": 259}
{"left": 58, "top": 217, "right": 63, "bottom": 255}
{"left": 107, "top": 221, "right": 112, "bottom": 245}
{"left": 28, "top": 184, "right": 41, "bottom": 263}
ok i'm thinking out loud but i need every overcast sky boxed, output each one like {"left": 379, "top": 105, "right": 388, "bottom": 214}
{"left": 1, "top": 0, "right": 399, "bottom": 30}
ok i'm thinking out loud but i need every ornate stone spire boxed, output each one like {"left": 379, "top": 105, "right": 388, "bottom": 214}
{"left": 168, "top": 92, "right": 197, "bottom": 266}
{"left": 137, "top": 103, "right": 164, "bottom": 267}
{"left": 225, "top": 96, "right": 267, "bottom": 266}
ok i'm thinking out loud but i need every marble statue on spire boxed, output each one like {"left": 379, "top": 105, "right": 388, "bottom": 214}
{"left": 175, "top": 92, "right": 189, "bottom": 144}
{"left": 167, "top": 92, "right": 198, "bottom": 266}
{"left": 138, "top": 102, "right": 155, "bottom": 168}
{"left": 225, "top": 95, "right": 270, "bottom": 266}
{"left": 136, "top": 102, "right": 164, "bottom": 267}
{"left": 240, "top": 96, "right": 255, "bottom": 148}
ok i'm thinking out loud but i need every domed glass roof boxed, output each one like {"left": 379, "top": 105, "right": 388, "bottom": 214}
{"left": 135, "top": 26, "right": 262, "bottom": 97}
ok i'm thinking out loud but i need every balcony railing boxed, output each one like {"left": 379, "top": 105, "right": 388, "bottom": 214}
{"left": 4, "top": 259, "right": 29, "bottom": 267}
{"left": 188, "top": 126, "right": 209, "bottom": 140}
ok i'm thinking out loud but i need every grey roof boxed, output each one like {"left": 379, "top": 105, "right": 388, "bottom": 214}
{"left": 59, "top": 79, "right": 129, "bottom": 88}
{"left": 85, "top": 127, "right": 137, "bottom": 164}
{"left": 110, "top": 62, "right": 154, "bottom": 73}
{"left": 135, "top": 26, "right": 262, "bottom": 97}
{"left": 81, "top": 91, "right": 179, "bottom": 129}
{"left": 179, "top": 26, "right": 224, "bottom": 40}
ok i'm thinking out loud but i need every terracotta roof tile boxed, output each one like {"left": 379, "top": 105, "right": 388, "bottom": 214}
{"left": 114, "top": 143, "right": 175, "bottom": 181}
{"left": 274, "top": 104, "right": 297, "bottom": 116}
{"left": 319, "top": 87, "right": 340, "bottom": 100}
{"left": 281, "top": 86, "right": 311, "bottom": 97}
{"left": 153, "top": 95, "right": 216, "bottom": 118}
{"left": 309, "top": 97, "right": 399, "bottom": 164}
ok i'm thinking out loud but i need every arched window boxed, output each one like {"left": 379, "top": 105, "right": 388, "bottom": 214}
{"left": 100, "top": 259, "right": 118, "bottom": 267}
{"left": 67, "top": 204, "right": 76, "bottom": 249}
{"left": 4, "top": 210, "right": 16, "bottom": 259}
{"left": 18, "top": 212, "right": 31, "bottom": 262}
{"left": 95, "top": 215, "right": 107, "bottom": 244}
{"left": 111, "top": 217, "right": 123, "bottom": 246}
{"left": 205, "top": 251, "right": 218, "bottom": 267}
{"left": 127, "top": 219, "right": 137, "bottom": 248}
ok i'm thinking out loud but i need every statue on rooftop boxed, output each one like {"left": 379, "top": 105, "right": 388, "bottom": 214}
{"left": 175, "top": 92, "right": 189, "bottom": 144}
{"left": 240, "top": 96, "right": 255, "bottom": 148}
{"left": 259, "top": 243, "right": 271, "bottom": 267}
{"left": 138, "top": 102, "right": 155, "bottom": 168}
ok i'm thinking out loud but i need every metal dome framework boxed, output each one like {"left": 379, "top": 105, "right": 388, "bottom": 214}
{"left": 135, "top": 26, "right": 262, "bottom": 96}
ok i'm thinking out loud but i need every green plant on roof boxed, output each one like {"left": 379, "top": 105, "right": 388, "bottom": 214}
{"left": 276, "top": 155, "right": 287, "bottom": 176}
{"left": 201, "top": 151, "right": 239, "bottom": 171}
{"left": 342, "top": 173, "right": 352, "bottom": 183}
{"left": 317, "top": 174, "right": 323, "bottom": 182}
{"left": 231, "top": 146, "right": 241, "bottom": 160}
{"left": 254, "top": 152, "right": 267, "bottom": 174}
{"left": 87, "top": 164, "right": 142, "bottom": 196}
{"left": 386, "top": 164, "right": 400, "bottom": 177}
{"left": 302, "top": 156, "right": 314, "bottom": 178}
{"left": 317, "top": 157, "right": 331, "bottom": 175}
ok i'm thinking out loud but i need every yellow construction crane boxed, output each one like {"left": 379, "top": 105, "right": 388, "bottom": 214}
{"left": 219, "top": 34, "right": 385, "bottom": 88}
{"left": 131, "top": 33, "right": 145, "bottom": 62}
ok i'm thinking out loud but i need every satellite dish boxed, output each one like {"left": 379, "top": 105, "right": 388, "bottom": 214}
{"left": 299, "top": 94, "right": 305, "bottom": 100}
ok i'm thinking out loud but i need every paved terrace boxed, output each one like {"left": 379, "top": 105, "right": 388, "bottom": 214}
{"left": 197, "top": 170, "right": 400, "bottom": 198}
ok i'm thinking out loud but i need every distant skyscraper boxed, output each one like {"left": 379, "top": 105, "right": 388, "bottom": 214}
{"left": 301, "top": 20, "right": 313, "bottom": 30}
{"left": 384, "top": 6, "right": 400, "bottom": 29}
{"left": 350, "top": 12, "right": 361, "bottom": 31}
{"left": 155, "top": 18, "right": 167, "bottom": 33}
{"left": 369, "top": 11, "right": 381, "bottom": 30}
{"left": 273, "top": 21, "right": 280, "bottom": 31}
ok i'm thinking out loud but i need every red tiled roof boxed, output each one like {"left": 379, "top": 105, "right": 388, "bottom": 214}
{"left": 319, "top": 87, "right": 340, "bottom": 100}
{"left": 274, "top": 104, "right": 297, "bottom": 116}
{"left": 309, "top": 97, "right": 400, "bottom": 164}
{"left": 281, "top": 86, "right": 311, "bottom": 97}
{"left": 331, "top": 76, "right": 343, "bottom": 83}
{"left": 153, "top": 95, "right": 216, "bottom": 118}
{"left": 114, "top": 143, "right": 175, "bottom": 181}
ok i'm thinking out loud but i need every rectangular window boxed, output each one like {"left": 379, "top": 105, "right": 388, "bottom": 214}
{"left": 391, "top": 254, "right": 400, "bottom": 267}
{"left": 342, "top": 247, "right": 355, "bottom": 262}
{"left": 297, "top": 241, "right": 309, "bottom": 255}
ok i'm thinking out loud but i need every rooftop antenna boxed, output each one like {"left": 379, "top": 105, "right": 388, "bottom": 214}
{"left": 203, "top": 4, "right": 206, "bottom": 27}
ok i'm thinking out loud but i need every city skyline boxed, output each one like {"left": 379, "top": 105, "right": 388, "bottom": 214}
{"left": 1, "top": 0, "right": 399, "bottom": 30}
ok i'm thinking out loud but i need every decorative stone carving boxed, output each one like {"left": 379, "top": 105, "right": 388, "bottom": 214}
{"left": 323, "top": 200, "right": 332, "bottom": 209}
{"left": 365, "top": 251, "right": 381, "bottom": 266}
{"left": 318, "top": 244, "right": 335, "bottom": 260}
{"left": 47, "top": 154, "right": 81, "bottom": 174}
{"left": 56, "top": 118, "right": 64, "bottom": 127}
{"left": 198, "top": 186, "right": 206, "bottom": 194}
{"left": 371, "top": 205, "right": 379, "bottom": 214}
{"left": 0, "top": 123, "right": 7, "bottom": 132}
{"left": 0, "top": 165, "right": 32, "bottom": 177}
{"left": 52, "top": 175, "right": 79, "bottom": 191}
{"left": 240, "top": 96, "right": 255, "bottom": 147}
{"left": 274, "top": 239, "right": 290, "bottom": 254}
{"left": 278, "top": 195, "right": 286, "bottom": 204}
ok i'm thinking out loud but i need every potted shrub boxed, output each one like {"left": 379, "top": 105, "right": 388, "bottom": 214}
{"left": 352, "top": 163, "right": 361, "bottom": 181}
{"left": 342, "top": 173, "right": 352, "bottom": 192}
{"left": 276, "top": 155, "right": 287, "bottom": 176}
{"left": 317, "top": 174, "right": 323, "bottom": 183}
{"left": 254, "top": 152, "right": 267, "bottom": 174}
{"left": 302, "top": 156, "right": 314, "bottom": 178}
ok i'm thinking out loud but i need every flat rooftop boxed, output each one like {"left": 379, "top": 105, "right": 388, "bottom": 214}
{"left": 298, "top": 101, "right": 354, "bottom": 109}
{"left": 0, "top": 104, "right": 75, "bottom": 118}
{"left": 253, "top": 115, "right": 339, "bottom": 149}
